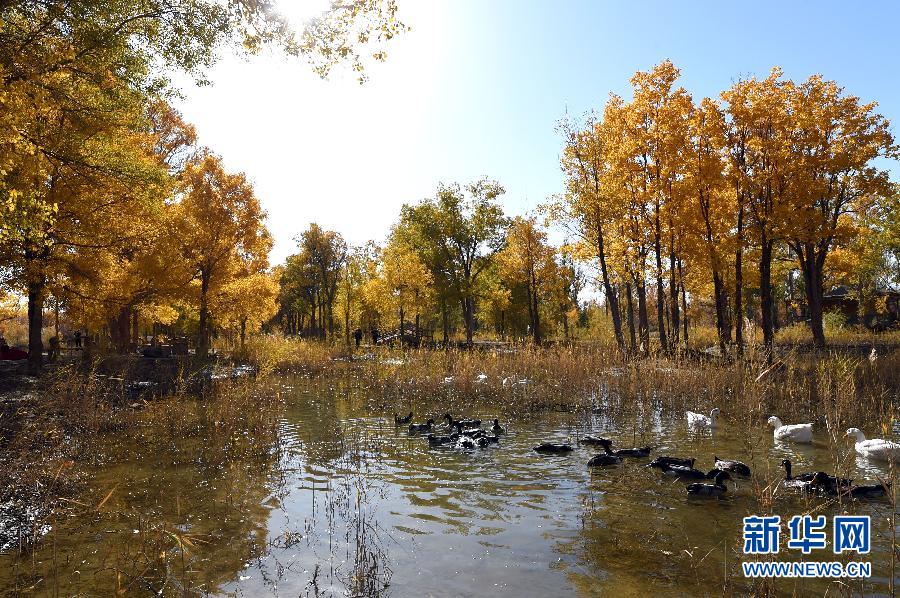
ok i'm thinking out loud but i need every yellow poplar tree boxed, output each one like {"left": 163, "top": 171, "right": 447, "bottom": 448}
{"left": 684, "top": 97, "right": 735, "bottom": 353}
{"left": 368, "top": 236, "right": 433, "bottom": 345}
{"left": 557, "top": 112, "right": 626, "bottom": 349}
{"left": 784, "top": 75, "right": 896, "bottom": 347}
{"left": 211, "top": 271, "right": 279, "bottom": 349}
{"left": 497, "top": 217, "right": 557, "bottom": 344}
{"left": 174, "top": 153, "right": 271, "bottom": 357}
{"left": 626, "top": 60, "right": 693, "bottom": 352}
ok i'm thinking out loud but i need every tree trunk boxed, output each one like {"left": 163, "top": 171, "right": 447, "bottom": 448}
{"left": 240, "top": 318, "right": 247, "bottom": 349}
{"left": 525, "top": 273, "right": 540, "bottom": 345}
{"left": 734, "top": 205, "right": 744, "bottom": 356}
{"left": 653, "top": 241, "right": 668, "bottom": 353}
{"left": 795, "top": 242, "right": 827, "bottom": 349}
{"left": 806, "top": 280, "right": 826, "bottom": 349}
{"left": 596, "top": 233, "right": 625, "bottom": 350}
{"left": 625, "top": 281, "right": 636, "bottom": 352}
{"left": 759, "top": 239, "right": 775, "bottom": 362}
{"left": 117, "top": 307, "right": 130, "bottom": 352}
{"left": 27, "top": 280, "right": 45, "bottom": 375}
{"left": 462, "top": 297, "right": 474, "bottom": 347}
{"left": 636, "top": 277, "right": 650, "bottom": 355}
{"left": 669, "top": 251, "right": 680, "bottom": 348}
{"left": 712, "top": 271, "right": 728, "bottom": 354}
{"left": 399, "top": 305, "right": 405, "bottom": 348}
{"left": 771, "top": 286, "right": 780, "bottom": 333}
{"left": 414, "top": 289, "right": 420, "bottom": 345}
{"left": 197, "top": 271, "right": 210, "bottom": 358}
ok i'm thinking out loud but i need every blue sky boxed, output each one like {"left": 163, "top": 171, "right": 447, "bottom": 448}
{"left": 177, "top": 0, "right": 900, "bottom": 264}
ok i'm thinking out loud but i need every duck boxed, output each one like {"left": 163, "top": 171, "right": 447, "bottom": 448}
{"left": 845, "top": 428, "right": 900, "bottom": 462}
{"left": 490, "top": 419, "right": 505, "bottom": 434}
{"left": 649, "top": 456, "right": 695, "bottom": 469}
{"left": 686, "top": 408, "right": 720, "bottom": 428}
{"left": 427, "top": 433, "right": 457, "bottom": 447}
{"left": 444, "top": 413, "right": 482, "bottom": 430}
{"left": 408, "top": 419, "right": 435, "bottom": 433}
{"left": 579, "top": 435, "right": 609, "bottom": 446}
{"left": 714, "top": 456, "right": 751, "bottom": 477}
{"left": 394, "top": 411, "right": 413, "bottom": 425}
{"left": 780, "top": 458, "right": 817, "bottom": 482}
{"left": 779, "top": 468, "right": 831, "bottom": 492}
{"left": 481, "top": 434, "right": 500, "bottom": 445}
{"left": 768, "top": 416, "right": 813, "bottom": 443}
{"left": 843, "top": 481, "right": 891, "bottom": 500}
{"left": 686, "top": 470, "right": 730, "bottom": 497}
{"left": 533, "top": 443, "right": 574, "bottom": 455}
{"left": 597, "top": 438, "right": 652, "bottom": 458}
{"left": 456, "top": 425, "right": 487, "bottom": 438}
{"left": 587, "top": 453, "right": 622, "bottom": 467}
{"left": 781, "top": 459, "right": 852, "bottom": 491}
{"left": 456, "top": 436, "right": 479, "bottom": 450}
{"left": 660, "top": 463, "right": 721, "bottom": 480}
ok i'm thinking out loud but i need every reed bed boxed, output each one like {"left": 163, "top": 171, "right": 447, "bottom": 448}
{"left": 249, "top": 335, "right": 897, "bottom": 434}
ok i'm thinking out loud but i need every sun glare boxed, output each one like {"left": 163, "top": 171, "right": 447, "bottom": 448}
{"left": 276, "top": 0, "right": 334, "bottom": 29}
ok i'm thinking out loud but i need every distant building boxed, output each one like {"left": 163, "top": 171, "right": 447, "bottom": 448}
{"left": 822, "top": 285, "right": 900, "bottom": 330}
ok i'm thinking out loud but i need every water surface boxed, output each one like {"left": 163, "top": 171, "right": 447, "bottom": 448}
{"left": 2, "top": 375, "right": 898, "bottom": 597}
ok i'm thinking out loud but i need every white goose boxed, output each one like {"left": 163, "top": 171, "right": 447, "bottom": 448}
{"left": 768, "top": 416, "right": 813, "bottom": 443}
{"left": 686, "top": 408, "right": 720, "bottom": 428}
{"left": 846, "top": 428, "right": 900, "bottom": 462}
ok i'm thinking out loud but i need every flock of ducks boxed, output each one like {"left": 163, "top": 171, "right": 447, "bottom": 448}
{"left": 530, "top": 436, "right": 754, "bottom": 497}
{"left": 396, "top": 412, "right": 505, "bottom": 449}
{"left": 395, "top": 409, "right": 897, "bottom": 500}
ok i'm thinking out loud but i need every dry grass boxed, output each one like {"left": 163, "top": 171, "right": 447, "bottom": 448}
{"left": 247, "top": 336, "right": 898, "bottom": 431}
{"left": 242, "top": 334, "right": 348, "bottom": 377}
{"left": 775, "top": 322, "right": 900, "bottom": 346}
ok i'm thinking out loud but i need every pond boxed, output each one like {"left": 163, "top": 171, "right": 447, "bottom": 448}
{"left": 2, "top": 374, "right": 898, "bottom": 596}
